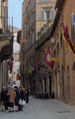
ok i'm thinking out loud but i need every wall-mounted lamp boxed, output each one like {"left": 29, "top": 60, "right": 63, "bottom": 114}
{"left": 50, "top": 37, "right": 55, "bottom": 44}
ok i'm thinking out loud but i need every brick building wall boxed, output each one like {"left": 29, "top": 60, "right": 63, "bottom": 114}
{"left": 21, "top": 0, "right": 56, "bottom": 92}
{"left": 36, "top": 40, "right": 53, "bottom": 95}
{"left": 36, "top": 0, "right": 56, "bottom": 40}
{"left": 0, "top": 0, "right": 12, "bottom": 92}
{"left": 52, "top": 0, "right": 75, "bottom": 104}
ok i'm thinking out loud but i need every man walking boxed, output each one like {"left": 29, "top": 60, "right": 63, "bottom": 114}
{"left": 7, "top": 87, "right": 16, "bottom": 112}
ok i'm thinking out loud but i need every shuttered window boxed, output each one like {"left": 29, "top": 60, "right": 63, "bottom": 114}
{"left": 41, "top": 8, "right": 50, "bottom": 20}
{"left": 41, "top": 8, "right": 55, "bottom": 21}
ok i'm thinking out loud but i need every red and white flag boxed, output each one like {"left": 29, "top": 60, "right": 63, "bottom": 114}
{"left": 45, "top": 49, "right": 54, "bottom": 68}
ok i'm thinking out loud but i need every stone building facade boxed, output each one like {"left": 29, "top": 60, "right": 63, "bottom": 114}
{"left": 35, "top": 39, "right": 54, "bottom": 97}
{"left": 51, "top": 0, "right": 75, "bottom": 104}
{"left": 21, "top": 0, "right": 56, "bottom": 94}
{"left": 0, "top": 0, "right": 13, "bottom": 92}
{"left": 12, "top": 27, "right": 20, "bottom": 86}
{"left": 35, "top": 0, "right": 75, "bottom": 103}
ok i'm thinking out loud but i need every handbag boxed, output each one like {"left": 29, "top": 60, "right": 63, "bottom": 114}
{"left": 19, "top": 99, "right": 26, "bottom": 105}
{"left": 22, "top": 100, "right": 26, "bottom": 105}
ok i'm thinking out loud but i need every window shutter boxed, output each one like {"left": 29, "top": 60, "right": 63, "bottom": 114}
{"left": 50, "top": 9, "right": 55, "bottom": 21}
{"left": 41, "top": 11, "right": 44, "bottom": 20}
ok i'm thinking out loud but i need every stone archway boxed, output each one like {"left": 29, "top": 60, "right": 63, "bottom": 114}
{"left": 71, "top": 62, "right": 75, "bottom": 102}
{"left": 66, "top": 65, "right": 70, "bottom": 102}
{"left": 61, "top": 65, "right": 65, "bottom": 99}
{"left": 72, "top": 62, "right": 75, "bottom": 71}
{"left": 72, "top": 62, "right": 75, "bottom": 82}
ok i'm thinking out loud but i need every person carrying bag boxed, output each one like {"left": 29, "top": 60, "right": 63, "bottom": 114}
{"left": 19, "top": 99, "right": 26, "bottom": 105}
{"left": 19, "top": 87, "right": 26, "bottom": 111}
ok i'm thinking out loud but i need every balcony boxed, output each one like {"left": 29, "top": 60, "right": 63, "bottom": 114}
{"left": 0, "top": 16, "right": 13, "bottom": 60}
{"left": 35, "top": 27, "right": 51, "bottom": 49}
{"left": 0, "top": 16, "right": 13, "bottom": 33}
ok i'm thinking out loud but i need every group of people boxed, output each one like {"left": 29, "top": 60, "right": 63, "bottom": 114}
{"left": 0, "top": 85, "right": 29, "bottom": 112}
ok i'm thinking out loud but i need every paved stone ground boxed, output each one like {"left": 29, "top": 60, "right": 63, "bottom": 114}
{"left": 0, "top": 97, "right": 75, "bottom": 119}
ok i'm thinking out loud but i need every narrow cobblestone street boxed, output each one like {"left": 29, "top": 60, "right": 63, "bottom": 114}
{"left": 0, "top": 97, "right": 75, "bottom": 119}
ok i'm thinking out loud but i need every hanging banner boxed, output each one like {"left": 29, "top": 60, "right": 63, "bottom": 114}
{"left": 48, "top": 57, "right": 61, "bottom": 62}
{"left": 8, "top": 56, "right": 14, "bottom": 73}
{"left": 60, "top": 23, "right": 75, "bottom": 54}
{"left": 45, "top": 49, "right": 54, "bottom": 68}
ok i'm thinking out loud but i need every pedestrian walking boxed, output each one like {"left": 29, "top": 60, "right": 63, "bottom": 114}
{"left": 5, "top": 85, "right": 10, "bottom": 110}
{"left": 1, "top": 87, "right": 7, "bottom": 112}
{"left": 14, "top": 86, "right": 20, "bottom": 112}
{"left": 26, "top": 88, "right": 29, "bottom": 103}
{"left": 19, "top": 87, "right": 26, "bottom": 111}
{"left": 7, "top": 87, "right": 16, "bottom": 112}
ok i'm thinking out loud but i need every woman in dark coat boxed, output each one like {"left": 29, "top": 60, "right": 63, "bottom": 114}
{"left": 14, "top": 86, "right": 20, "bottom": 111}
{"left": 1, "top": 87, "right": 7, "bottom": 111}
{"left": 19, "top": 88, "right": 26, "bottom": 111}
{"left": 26, "top": 89, "right": 29, "bottom": 103}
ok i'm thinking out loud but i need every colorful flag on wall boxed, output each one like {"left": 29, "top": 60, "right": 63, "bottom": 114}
{"left": 45, "top": 49, "right": 54, "bottom": 68}
{"left": 60, "top": 23, "right": 75, "bottom": 54}
{"left": 8, "top": 56, "right": 14, "bottom": 73}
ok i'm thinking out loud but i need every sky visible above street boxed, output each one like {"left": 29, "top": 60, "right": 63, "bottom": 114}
{"left": 8, "top": 0, "right": 23, "bottom": 29}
